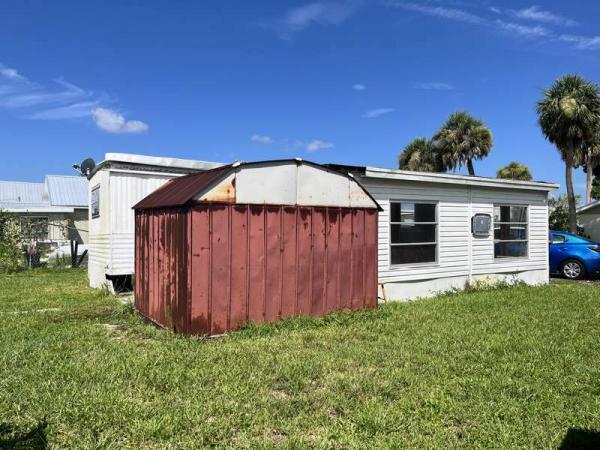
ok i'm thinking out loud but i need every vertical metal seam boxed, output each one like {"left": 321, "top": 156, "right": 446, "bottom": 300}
{"left": 309, "top": 207, "right": 313, "bottom": 315}
{"left": 208, "top": 206, "right": 213, "bottom": 334}
{"left": 245, "top": 205, "right": 250, "bottom": 324}
{"left": 323, "top": 207, "right": 328, "bottom": 315}
{"left": 227, "top": 205, "right": 232, "bottom": 331}
{"left": 336, "top": 208, "right": 341, "bottom": 310}
{"left": 263, "top": 205, "right": 267, "bottom": 321}
{"left": 279, "top": 206, "right": 283, "bottom": 319}
{"left": 294, "top": 207, "right": 299, "bottom": 317}
{"left": 361, "top": 209, "right": 367, "bottom": 307}
{"left": 350, "top": 208, "right": 354, "bottom": 307}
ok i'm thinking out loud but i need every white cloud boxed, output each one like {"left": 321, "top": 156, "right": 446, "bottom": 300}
{"left": 0, "top": 65, "right": 27, "bottom": 82}
{"left": 489, "top": 6, "right": 501, "bottom": 14}
{"left": 251, "top": 134, "right": 273, "bottom": 144}
{"left": 0, "top": 79, "right": 88, "bottom": 109}
{"left": 306, "top": 140, "right": 334, "bottom": 152}
{"left": 559, "top": 34, "right": 600, "bottom": 50}
{"left": 278, "top": 1, "right": 361, "bottom": 37}
{"left": 91, "top": 107, "right": 149, "bottom": 134}
{"left": 496, "top": 20, "right": 548, "bottom": 37}
{"left": 388, "top": 2, "right": 486, "bottom": 25}
{"left": 413, "top": 81, "right": 454, "bottom": 90}
{"left": 362, "top": 108, "right": 394, "bottom": 119}
{"left": 513, "top": 5, "right": 577, "bottom": 27}
{"left": 352, "top": 83, "right": 366, "bottom": 91}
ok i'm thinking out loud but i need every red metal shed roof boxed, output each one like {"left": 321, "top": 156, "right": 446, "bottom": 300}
{"left": 133, "top": 164, "right": 233, "bottom": 210}
{"left": 133, "top": 159, "right": 382, "bottom": 211}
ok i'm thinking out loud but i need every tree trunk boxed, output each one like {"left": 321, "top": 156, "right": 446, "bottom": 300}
{"left": 467, "top": 159, "right": 475, "bottom": 176}
{"left": 565, "top": 151, "right": 578, "bottom": 234}
{"left": 586, "top": 147, "right": 594, "bottom": 204}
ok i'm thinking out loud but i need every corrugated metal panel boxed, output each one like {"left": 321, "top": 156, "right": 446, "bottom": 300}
{"left": 133, "top": 160, "right": 382, "bottom": 211}
{"left": 133, "top": 166, "right": 233, "bottom": 210}
{"left": 135, "top": 204, "right": 378, "bottom": 335}
{"left": 0, "top": 181, "right": 45, "bottom": 207}
{"left": 46, "top": 175, "right": 88, "bottom": 207}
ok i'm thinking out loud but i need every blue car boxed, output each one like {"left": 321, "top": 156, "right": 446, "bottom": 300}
{"left": 549, "top": 231, "right": 600, "bottom": 279}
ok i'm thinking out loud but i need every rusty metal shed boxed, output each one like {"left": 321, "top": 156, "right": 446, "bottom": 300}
{"left": 133, "top": 159, "right": 381, "bottom": 335}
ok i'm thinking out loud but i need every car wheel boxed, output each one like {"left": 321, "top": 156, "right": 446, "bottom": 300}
{"left": 560, "top": 259, "right": 586, "bottom": 280}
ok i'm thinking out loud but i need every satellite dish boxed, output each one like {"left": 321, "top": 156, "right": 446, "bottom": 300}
{"left": 79, "top": 158, "right": 96, "bottom": 178}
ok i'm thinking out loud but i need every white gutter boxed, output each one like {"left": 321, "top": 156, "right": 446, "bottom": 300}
{"left": 577, "top": 201, "right": 600, "bottom": 213}
{"left": 363, "top": 167, "right": 559, "bottom": 192}
{"left": 1, "top": 207, "right": 75, "bottom": 213}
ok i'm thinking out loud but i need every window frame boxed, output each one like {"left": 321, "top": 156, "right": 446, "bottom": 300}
{"left": 493, "top": 203, "right": 529, "bottom": 260}
{"left": 91, "top": 184, "right": 100, "bottom": 219}
{"left": 20, "top": 216, "right": 50, "bottom": 241}
{"left": 388, "top": 200, "right": 439, "bottom": 267}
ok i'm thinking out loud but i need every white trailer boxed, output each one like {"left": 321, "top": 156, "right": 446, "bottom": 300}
{"left": 87, "top": 153, "right": 222, "bottom": 290}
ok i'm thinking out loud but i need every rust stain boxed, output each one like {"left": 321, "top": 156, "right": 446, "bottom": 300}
{"left": 135, "top": 204, "right": 378, "bottom": 336}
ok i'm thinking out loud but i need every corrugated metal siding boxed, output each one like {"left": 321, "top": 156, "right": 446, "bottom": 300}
{"left": 45, "top": 175, "right": 88, "bottom": 207}
{"left": 0, "top": 181, "right": 45, "bottom": 207}
{"left": 135, "top": 204, "right": 378, "bottom": 335}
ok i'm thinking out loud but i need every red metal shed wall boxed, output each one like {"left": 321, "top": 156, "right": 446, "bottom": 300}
{"left": 135, "top": 204, "right": 378, "bottom": 336}
{"left": 135, "top": 209, "right": 190, "bottom": 333}
{"left": 188, "top": 204, "right": 378, "bottom": 335}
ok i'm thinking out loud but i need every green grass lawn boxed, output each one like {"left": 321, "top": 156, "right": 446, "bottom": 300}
{"left": 0, "top": 270, "right": 599, "bottom": 448}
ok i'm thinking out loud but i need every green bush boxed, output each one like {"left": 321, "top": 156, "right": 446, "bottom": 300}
{"left": 0, "top": 211, "right": 23, "bottom": 273}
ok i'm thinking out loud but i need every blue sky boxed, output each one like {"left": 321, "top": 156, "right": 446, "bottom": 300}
{"left": 2, "top": 1, "right": 600, "bottom": 198}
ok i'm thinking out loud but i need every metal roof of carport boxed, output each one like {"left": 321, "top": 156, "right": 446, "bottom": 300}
{"left": 577, "top": 200, "right": 600, "bottom": 214}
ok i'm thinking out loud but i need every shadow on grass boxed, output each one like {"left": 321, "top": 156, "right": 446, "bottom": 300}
{"left": 559, "top": 428, "right": 600, "bottom": 450}
{"left": 0, "top": 421, "right": 47, "bottom": 449}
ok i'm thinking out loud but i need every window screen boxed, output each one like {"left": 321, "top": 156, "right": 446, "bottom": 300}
{"left": 390, "top": 202, "right": 437, "bottom": 265}
{"left": 494, "top": 205, "right": 528, "bottom": 258}
{"left": 91, "top": 185, "right": 100, "bottom": 219}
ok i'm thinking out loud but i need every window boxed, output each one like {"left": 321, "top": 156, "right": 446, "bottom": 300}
{"left": 91, "top": 185, "right": 100, "bottom": 219}
{"left": 550, "top": 234, "right": 567, "bottom": 244}
{"left": 20, "top": 216, "right": 49, "bottom": 240}
{"left": 390, "top": 201, "right": 437, "bottom": 265}
{"left": 494, "top": 205, "right": 528, "bottom": 258}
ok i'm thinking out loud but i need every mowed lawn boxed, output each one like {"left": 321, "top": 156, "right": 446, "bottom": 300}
{"left": 0, "top": 270, "right": 599, "bottom": 448}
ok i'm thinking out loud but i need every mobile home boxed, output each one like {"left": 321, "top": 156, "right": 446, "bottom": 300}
{"left": 88, "top": 153, "right": 558, "bottom": 300}
{"left": 87, "top": 153, "right": 222, "bottom": 290}
{"left": 331, "top": 165, "right": 558, "bottom": 300}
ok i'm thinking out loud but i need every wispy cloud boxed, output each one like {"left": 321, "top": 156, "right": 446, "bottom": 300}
{"left": 496, "top": 20, "right": 548, "bottom": 37}
{"left": 489, "top": 6, "right": 501, "bottom": 15}
{"left": 29, "top": 101, "right": 100, "bottom": 120}
{"left": 91, "top": 107, "right": 148, "bottom": 134}
{"left": 362, "top": 108, "right": 394, "bottom": 119}
{"left": 276, "top": 1, "right": 361, "bottom": 38}
{"left": 352, "top": 83, "right": 366, "bottom": 91}
{"left": 250, "top": 134, "right": 273, "bottom": 144}
{"left": 388, "top": 2, "right": 486, "bottom": 25}
{"left": 249, "top": 134, "right": 334, "bottom": 153}
{"left": 0, "top": 63, "right": 148, "bottom": 133}
{"left": 0, "top": 65, "right": 28, "bottom": 82}
{"left": 413, "top": 81, "right": 454, "bottom": 91}
{"left": 306, "top": 140, "right": 334, "bottom": 152}
{"left": 559, "top": 34, "right": 600, "bottom": 50}
{"left": 513, "top": 5, "right": 577, "bottom": 27}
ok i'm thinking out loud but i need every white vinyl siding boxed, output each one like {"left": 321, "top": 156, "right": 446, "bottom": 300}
{"left": 360, "top": 178, "right": 550, "bottom": 285}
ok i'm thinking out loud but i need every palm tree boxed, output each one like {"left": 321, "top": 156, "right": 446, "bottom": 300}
{"left": 432, "top": 111, "right": 493, "bottom": 176}
{"left": 537, "top": 75, "right": 600, "bottom": 233}
{"left": 496, "top": 161, "right": 533, "bottom": 181}
{"left": 581, "top": 125, "right": 600, "bottom": 203}
{"left": 398, "top": 138, "right": 444, "bottom": 172}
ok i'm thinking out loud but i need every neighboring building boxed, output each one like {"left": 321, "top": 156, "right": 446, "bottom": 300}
{"left": 87, "top": 153, "right": 223, "bottom": 290}
{"left": 88, "top": 152, "right": 559, "bottom": 301}
{"left": 0, "top": 175, "right": 88, "bottom": 246}
{"left": 577, "top": 201, "right": 600, "bottom": 242}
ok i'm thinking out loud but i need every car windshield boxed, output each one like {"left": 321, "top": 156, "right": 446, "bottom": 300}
{"left": 551, "top": 232, "right": 594, "bottom": 244}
